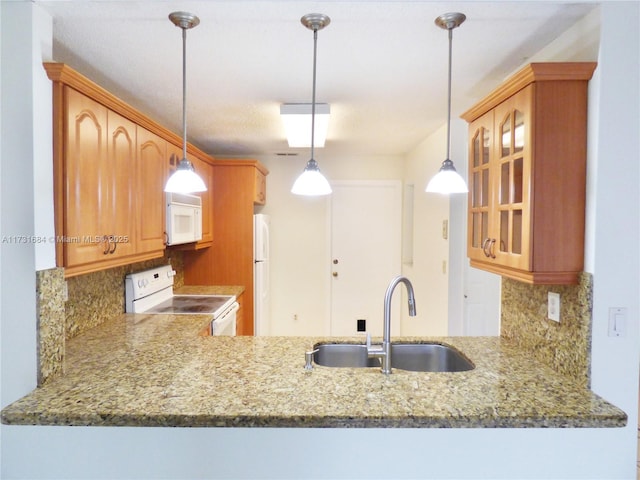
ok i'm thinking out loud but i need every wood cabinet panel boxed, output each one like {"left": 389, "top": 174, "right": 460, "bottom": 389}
{"left": 462, "top": 62, "right": 596, "bottom": 285}
{"left": 64, "top": 87, "right": 110, "bottom": 266}
{"left": 137, "top": 127, "right": 167, "bottom": 254}
{"left": 183, "top": 159, "right": 268, "bottom": 336}
{"left": 45, "top": 63, "right": 216, "bottom": 277}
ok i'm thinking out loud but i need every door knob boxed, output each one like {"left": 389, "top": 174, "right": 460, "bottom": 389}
{"left": 332, "top": 272, "right": 338, "bottom": 277}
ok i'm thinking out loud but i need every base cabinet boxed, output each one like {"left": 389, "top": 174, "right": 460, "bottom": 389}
{"left": 183, "top": 159, "right": 268, "bottom": 336}
{"left": 462, "top": 62, "right": 596, "bottom": 285}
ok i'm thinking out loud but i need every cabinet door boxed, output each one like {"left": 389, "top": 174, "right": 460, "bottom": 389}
{"left": 467, "top": 110, "right": 493, "bottom": 263}
{"left": 137, "top": 127, "right": 167, "bottom": 254}
{"left": 491, "top": 85, "right": 532, "bottom": 270}
{"left": 64, "top": 87, "right": 110, "bottom": 266}
{"left": 107, "top": 110, "right": 137, "bottom": 258}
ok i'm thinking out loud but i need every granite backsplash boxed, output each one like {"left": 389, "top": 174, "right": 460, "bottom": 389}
{"left": 500, "top": 272, "right": 592, "bottom": 388}
{"left": 36, "top": 251, "right": 184, "bottom": 384}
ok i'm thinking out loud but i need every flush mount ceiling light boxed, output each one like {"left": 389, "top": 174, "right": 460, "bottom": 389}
{"left": 280, "top": 103, "right": 330, "bottom": 148}
{"left": 291, "top": 13, "right": 332, "bottom": 196}
{"left": 164, "top": 11, "right": 207, "bottom": 194}
{"left": 426, "top": 12, "right": 468, "bottom": 195}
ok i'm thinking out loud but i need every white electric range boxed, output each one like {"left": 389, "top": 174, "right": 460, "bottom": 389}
{"left": 125, "top": 265, "right": 238, "bottom": 336}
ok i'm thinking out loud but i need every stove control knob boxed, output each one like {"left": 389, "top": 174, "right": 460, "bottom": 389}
{"left": 137, "top": 279, "right": 144, "bottom": 288}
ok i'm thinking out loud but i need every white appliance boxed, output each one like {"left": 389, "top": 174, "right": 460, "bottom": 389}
{"left": 165, "top": 192, "right": 202, "bottom": 246}
{"left": 125, "top": 265, "right": 238, "bottom": 336}
{"left": 253, "top": 214, "right": 270, "bottom": 335}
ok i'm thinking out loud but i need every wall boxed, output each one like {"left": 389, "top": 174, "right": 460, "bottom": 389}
{"left": 401, "top": 123, "right": 451, "bottom": 335}
{"left": 257, "top": 153, "right": 405, "bottom": 335}
{"left": 2, "top": 3, "right": 639, "bottom": 479}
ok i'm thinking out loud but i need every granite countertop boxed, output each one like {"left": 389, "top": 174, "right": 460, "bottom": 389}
{"left": 1, "top": 303, "right": 626, "bottom": 428}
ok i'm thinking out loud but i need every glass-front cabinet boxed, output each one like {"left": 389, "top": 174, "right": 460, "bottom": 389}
{"left": 462, "top": 63, "right": 596, "bottom": 285}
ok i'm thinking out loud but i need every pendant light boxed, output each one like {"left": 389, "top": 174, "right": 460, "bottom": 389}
{"left": 426, "top": 12, "right": 468, "bottom": 194}
{"left": 164, "top": 11, "right": 207, "bottom": 194}
{"left": 291, "top": 13, "right": 332, "bottom": 196}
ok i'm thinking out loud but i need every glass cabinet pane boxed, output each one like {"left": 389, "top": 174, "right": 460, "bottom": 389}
{"left": 513, "top": 157, "right": 523, "bottom": 204}
{"left": 500, "top": 211, "right": 509, "bottom": 252}
{"left": 472, "top": 213, "right": 480, "bottom": 248}
{"left": 472, "top": 172, "right": 481, "bottom": 207}
{"left": 512, "top": 210, "right": 522, "bottom": 254}
{"left": 473, "top": 132, "right": 480, "bottom": 168}
{"left": 500, "top": 162, "right": 510, "bottom": 205}
{"left": 482, "top": 128, "right": 490, "bottom": 165}
{"left": 514, "top": 110, "right": 524, "bottom": 153}
{"left": 501, "top": 113, "right": 511, "bottom": 157}
{"left": 481, "top": 170, "right": 489, "bottom": 207}
{"left": 482, "top": 212, "right": 488, "bottom": 244}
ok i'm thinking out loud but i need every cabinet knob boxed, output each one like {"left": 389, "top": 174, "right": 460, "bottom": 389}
{"left": 332, "top": 272, "right": 338, "bottom": 277}
{"left": 333, "top": 259, "right": 339, "bottom": 264}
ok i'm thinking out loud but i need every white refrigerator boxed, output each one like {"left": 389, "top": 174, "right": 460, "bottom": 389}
{"left": 253, "top": 214, "right": 270, "bottom": 336}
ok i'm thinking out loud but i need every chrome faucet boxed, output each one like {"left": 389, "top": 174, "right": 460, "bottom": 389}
{"left": 367, "top": 275, "right": 417, "bottom": 374}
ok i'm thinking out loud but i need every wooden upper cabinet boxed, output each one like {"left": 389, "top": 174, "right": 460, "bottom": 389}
{"left": 45, "top": 63, "right": 215, "bottom": 277}
{"left": 64, "top": 87, "right": 137, "bottom": 266}
{"left": 137, "top": 127, "right": 167, "bottom": 255}
{"left": 462, "top": 62, "right": 596, "bottom": 285}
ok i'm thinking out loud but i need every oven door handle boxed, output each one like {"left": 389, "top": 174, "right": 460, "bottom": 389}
{"left": 211, "top": 302, "right": 239, "bottom": 336}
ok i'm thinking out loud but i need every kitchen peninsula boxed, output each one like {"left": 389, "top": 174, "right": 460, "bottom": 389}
{"left": 1, "top": 306, "right": 625, "bottom": 429}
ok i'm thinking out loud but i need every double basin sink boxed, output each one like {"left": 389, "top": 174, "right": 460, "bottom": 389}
{"left": 311, "top": 342, "right": 474, "bottom": 373}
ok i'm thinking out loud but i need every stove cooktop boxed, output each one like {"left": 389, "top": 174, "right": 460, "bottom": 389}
{"left": 144, "top": 295, "right": 234, "bottom": 316}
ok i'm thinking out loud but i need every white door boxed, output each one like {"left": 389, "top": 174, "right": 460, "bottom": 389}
{"left": 463, "top": 265, "right": 501, "bottom": 335}
{"left": 329, "top": 181, "right": 402, "bottom": 337}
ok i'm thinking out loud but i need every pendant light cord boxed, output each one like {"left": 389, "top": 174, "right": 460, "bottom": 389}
{"left": 445, "top": 26, "right": 453, "bottom": 162}
{"left": 181, "top": 27, "right": 188, "bottom": 162}
{"left": 310, "top": 28, "right": 318, "bottom": 161}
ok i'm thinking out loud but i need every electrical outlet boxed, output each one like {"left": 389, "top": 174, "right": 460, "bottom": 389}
{"left": 357, "top": 319, "right": 366, "bottom": 332}
{"left": 547, "top": 292, "right": 560, "bottom": 322}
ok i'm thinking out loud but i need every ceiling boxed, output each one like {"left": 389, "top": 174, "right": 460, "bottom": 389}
{"left": 37, "top": 1, "right": 598, "bottom": 159}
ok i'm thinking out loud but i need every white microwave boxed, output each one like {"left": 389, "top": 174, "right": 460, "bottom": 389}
{"left": 165, "top": 192, "right": 202, "bottom": 246}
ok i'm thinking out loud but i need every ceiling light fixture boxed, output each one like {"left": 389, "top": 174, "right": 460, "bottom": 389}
{"left": 291, "top": 13, "right": 332, "bottom": 196}
{"left": 426, "top": 12, "right": 468, "bottom": 195}
{"left": 164, "top": 11, "right": 207, "bottom": 194}
{"left": 280, "top": 103, "right": 330, "bottom": 148}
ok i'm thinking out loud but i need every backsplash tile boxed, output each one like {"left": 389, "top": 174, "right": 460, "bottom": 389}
{"left": 36, "top": 267, "right": 66, "bottom": 385}
{"left": 65, "top": 252, "right": 184, "bottom": 338}
{"left": 35, "top": 251, "right": 184, "bottom": 384}
{"left": 500, "top": 272, "right": 592, "bottom": 388}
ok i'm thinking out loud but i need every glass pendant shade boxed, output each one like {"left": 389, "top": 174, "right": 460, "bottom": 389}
{"left": 425, "top": 159, "right": 468, "bottom": 194}
{"left": 291, "top": 159, "right": 332, "bottom": 196}
{"left": 165, "top": 159, "right": 207, "bottom": 193}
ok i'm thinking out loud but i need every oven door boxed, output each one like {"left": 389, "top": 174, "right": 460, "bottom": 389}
{"left": 211, "top": 302, "right": 239, "bottom": 336}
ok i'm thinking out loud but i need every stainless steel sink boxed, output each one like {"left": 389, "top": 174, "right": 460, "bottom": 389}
{"left": 313, "top": 343, "right": 382, "bottom": 368}
{"left": 311, "top": 342, "right": 474, "bottom": 372}
{"left": 390, "top": 343, "right": 474, "bottom": 372}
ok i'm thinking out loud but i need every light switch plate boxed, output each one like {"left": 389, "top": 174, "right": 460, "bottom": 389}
{"left": 608, "top": 307, "right": 627, "bottom": 337}
{"left": 547, "top": 292, "right": 560, "bottom": 322}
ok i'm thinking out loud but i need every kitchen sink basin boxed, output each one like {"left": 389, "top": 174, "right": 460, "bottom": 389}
{"left": 311, "top": 342, "right": 474, "bottom": 372}
{"left": 313, "top": 343, "right": 382, "bottom": 368}
{"left": 389, "top": 343, "right": 474, "bottom": 372}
